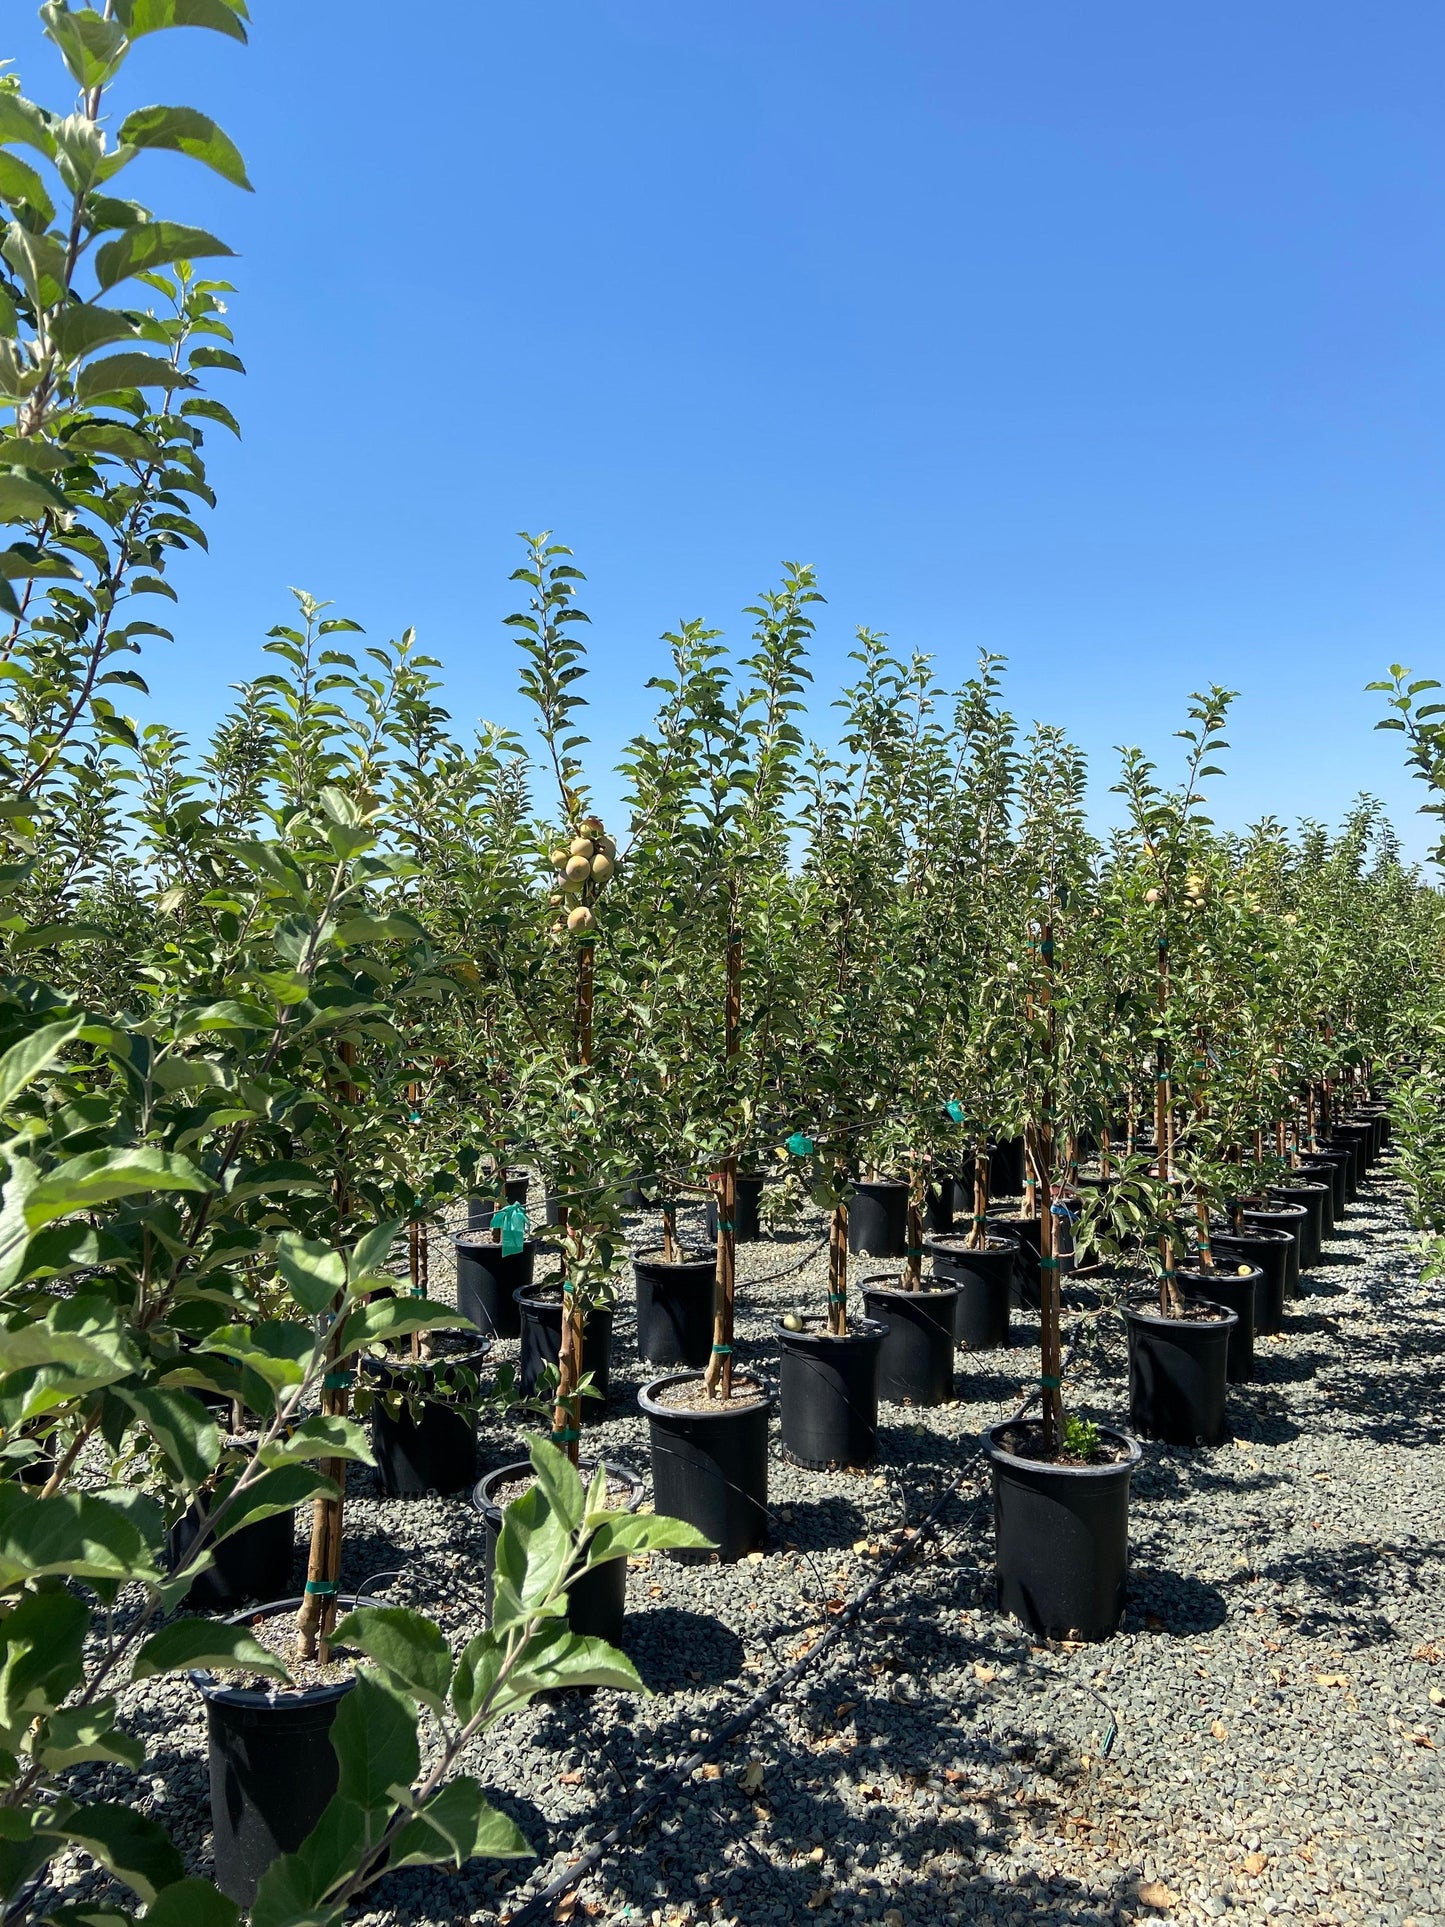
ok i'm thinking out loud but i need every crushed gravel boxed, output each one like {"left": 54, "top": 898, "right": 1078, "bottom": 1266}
{"left": 38, "top": 1166, "right": 1445, "bottom": 1926}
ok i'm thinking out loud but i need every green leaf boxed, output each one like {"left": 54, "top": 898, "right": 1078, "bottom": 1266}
{"left": 259, "top": 1414, "right": 375, "bottom": 1469}
{"left": 0, "top": 1487, "right": 159, "bottom": 1592}
{"left": 387, "top": 1778, "right": 530, "bottom": 1868}
{"left": 213, "top": 1463, "right": 335, "bottom": 1537}
{"left": 142, "top": 1877, "right": 241, "bottom": 1927}
{"left": 0, "top": 152, "right": 55, "bottom": 225}
{"left": 329, "top": 1608, "right": 450, "bottom": 1717}
{"left": 46, "top": 302, "right": 138, "bottom": 360}
{"left": 0, "top": 1584, "right": 89, "bottom": 1739}
{"left": 526, "top": 1437, "right": 583, "bottom": 1534}
{"left": 582, "top": 1511, "right": 713, "bottom": 1562}
{"left": 333, "top": 1297, "right": 464, "bottom": 1358}
{"left": 0, "top": 93, "right": 57, "bottom": 161}
{"left": 35, "top": 1698, "right": 145, "bottom": 1771}
{"left": 332, "top": 914, "right": 427, "bottom": 945}
{"left": 132, "top": 1617, "right": 289, "bottom": 1684}
{"left": 24, "top": 1147, "right": 211, "bottom": 1229}
{"left": 94, "top": 222, "right": 234, "bottom": 293}
{"left": 111, "top": 1384, "right": 220, "bottom": 1489}
{"left": 348, "top": 1219, "right": 401, "bottom": 1279}
{"left": 274, "top": 1230, "right": 346, "bottom": 1315}
{"left": 179, "top": 395, "right": 241, "bottom": 436}
{"left": 75, "top": 352, "right": 194, "bottom": 402}
{"left": 44, "top": 1802, "right": 184, "bottom": 1904}
{"left": 0, "top": 469, "right": 72, "bottom": 523}
{"left": 503, "top": 1622, "right": 645, "bottom": 1700}
{"left": 117, "top": 0, "right": 250, "bottom": 42}
{"left": 40, "top": 6, "right": 127, "bottom": 90}
{"left": 329, "top": 1671, "right": 418, "bottom": 1810}
{"left": 490, "top": 1484, "right": 573, "bottom": 1633}
{"left": 117, "top": 106, "right": 251, "bottom": 189}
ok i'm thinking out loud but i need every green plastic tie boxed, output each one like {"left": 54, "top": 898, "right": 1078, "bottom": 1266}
{"left": 322, "top": 1371, "right": 354, "bottom": 1390}
{"left": 712, "top": 1344, "right": 733, "bottom": 1355}
{"left": 1039, "top": 1374, "right": 1062, "bottom": 1390}
{"left": 786, "top": 1132, "right": 815, "bottom": 1157}
{"left": 491, "top": 1199, "right": 528, "bottom": 1256}
{"left": 716, "top": 1220, "right": 735, "bottom": 1233}
{"left": 549, "top": 1427, "right": 581, "bottom": 1445}
{"left": 305, "top": 1578, "right": 340, "bottom": 1597}
{"left": 827, "top": 1292, "right": 848, "bottom": 1304}
{"left": 904, "top": 1245, "right": 924, "bottom": 1257}
{"left": 1039, "top": 1255, "right": 1062, "bottom": 1269}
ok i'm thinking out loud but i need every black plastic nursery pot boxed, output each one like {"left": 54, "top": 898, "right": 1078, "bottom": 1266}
{"left": 1125, "top": 1300, "right": 1237, "bottom": 1448}
{"left": 1331, "top": 1120, "right": 1375, "bottom": 1175}
{"left": 634, "top": 1252, "right": 717, "bottom": 1370}
{"left": 1267, "top": 1182, "right": 1327, "bottom": 1269}
{"left": 454, "top": 1234, "right": 537, "bottom": 1341}
{"left": 167, "top": 1499, "right": 296, "bottom": 1614}
{"left": 638, "top": 1372, "right": 771, "bottom": 1562}
{"left": 1292, "top": 1161, "right": 1339, "bottom": 1235}
{"left": 983, "top": 1420, "right": 1141, "bottom": 1641}
{"left": 193, "top": 1592, "right": 378, "bottom": 1905}
{"left": 859, "top": 1280, "right": 959, "bottom": 1408}
{"left": 1240, "top": 1204, "right": 1305, "bottom": 1298}
{"left": 923, "top": 1177, "right": 955, "bottom": 1234}
{"left": 516, "top": 1285, "right": 614, "bottom": 1408}
{"left": 475, "top": 1458, "right": 643, "bottom": 1645}
{"left": 989, "top": 1207, "right": 1042, "bottom": 1311}
{"left": 1307, "top": 1144, "right": 1356, "bottom": 1209}
{"left": 1322, "top": 1133, "right": 1365, "bottom": 1196}
{"left": 465, "top": 1171, "right": 530, "bottom": 1232}
{"left": 363, "top": 1343, "right": 488, "bottom": 1498}
{"left": 777, "top": 1316, "right": 888, "bottom": 1470}
{"left": 1208, "top": 1227, "right": 1290, "bottom": 1336}
{"left": 1175, "top": 1266, "right": 1257, "bottom": 1382}
{"left": 846, "top": 1180, "right": 909, "bottom": 1258}
{"left": 705, "top": 1174, "right": 767, "bottom": 1244}
{"left": 922, "top": 1233, "right": 1015, "bottom": 1349}
{"left": 988, "top": 1136, "right": 1027, "bottom": 1198}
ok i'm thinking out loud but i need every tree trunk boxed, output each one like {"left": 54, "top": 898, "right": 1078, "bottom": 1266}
{"left": 828, "top": 1188, "right": 848, "bottom": 1337}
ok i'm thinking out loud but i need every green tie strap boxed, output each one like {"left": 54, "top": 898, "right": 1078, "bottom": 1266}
{"left": 492, "top": 1200, "right": 528, "bottom": 1256}
{"left": 322, "top": 1370, "right": 354, "bottom": 1391}
{"left": 305, "top": 1578, "right": 340, "bottom": 1597}
{"left": 1038, "top": 1374, "right": 1062, "bottom": 1390}
{"left": 786, "top": 1132, "right": 815, "bottom": 1157}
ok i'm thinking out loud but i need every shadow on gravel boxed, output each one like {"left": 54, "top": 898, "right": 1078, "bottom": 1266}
{"left": 625, "top": 1608, "right": 747, "bottom": 1691}
{"left": 1256, "top": 1537, "right": 1442, "bottom": 1643}
{"left": 1248, "top": 1351, "right": 1320, "bottom": 1386}
{"left": 768, "top": 1491, "right": 872, "bottom": 1552}
{"left": 1124, "top": 1568, "right": 1228, "bottom": 1634}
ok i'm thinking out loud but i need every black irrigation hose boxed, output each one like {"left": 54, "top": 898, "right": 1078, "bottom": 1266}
{"left": 504, "top": 1317, "right": 1098, "bottom": 1927}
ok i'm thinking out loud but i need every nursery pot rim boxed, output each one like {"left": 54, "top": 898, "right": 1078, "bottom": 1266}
{"left": 921, "top": 1230, "right": 1017, "bottom": 1254}
{"left": 633, "top": 1249, "right": 717, "bottom": 1273}
{"left": 1124, "top": 1298, "right": 1239, "bottom": 1335}
{"left": 1210, "top": 1221, "right": 1291, "bottom": 1245}
{"left": 637, "top": 1369, "right": 776, "bottom": 1420}
{"left": 773, "top": 1314, "right": 890, "bottom": 1346}
{"left": 857, "top": 1276, "right": 961, "bottom": 1308}
{"left": 360, "top": 1339, "right": 491, "bottom": 1379}
{"left": 190, "top": 1592, "right": 382, "bottom": 1710}
{"left": 471, "top": 1455, "right": 644, "bottom": 1530}
{"left": 452, "top": 1230, "right": 546, "bottom": 1253}
{"left": 982, "top": 1416, "right": 1141, "bottom": 1480}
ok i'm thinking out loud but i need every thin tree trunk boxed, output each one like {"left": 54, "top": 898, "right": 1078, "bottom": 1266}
{"left": 550, "top": 939, "right": 596, "bottom": 1469}
{"left": 705, "top": 930, "right": 743, "bottom": 1399}
{"left": 828, "top": 1188, "right": 848, "bottom": 1337}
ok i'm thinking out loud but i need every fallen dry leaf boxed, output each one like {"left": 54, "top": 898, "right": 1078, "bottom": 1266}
{"left": 806, "top": 1886, "right": 833, "bottom": 1910}
{"left": 1211, "top": 1720, "right": 1229, "bottom": 1740}
{"left": 699, "top": 1763, "right": 722, "bottom": 1781}
{"left": 852, "top": 1538, "right": 870, "bottom": 1553}
{"left": 860, "top": 1782, "right": 883, "bottom": 1801}
{"left": 834, "top": 1700, "right": 857, "bottom": 1718}
{"left": 648, "top": 1584, "right": 663, "bottom": 1598}
{"left": 1429, "top": 1687, "right": 1444, "bottom": 1707}
{"left": 973, "top": 1663, "right": 997, "bottom": 1683}
{"left": 1297, "top": 1845, "right": 1315, "bottom": 1863}
{"left": 1412, "top": 1641, "right": 1440, "bottom": 1662}
{"left": 558, "top": 1770, "right": 584, "bottom": 1786}
{"left": 1407, "top": 1730, "right": 1436, "bottom": 1749}
{"left": 745, "top": 1550, "right": 765, "bottom": 1565}
{"left": 739, "top": 1761, "right": 765, "bottom": 1794}
{"left": 1137, "top": 1880, "right": 1177, "bottom": 1910}
{"left": 1243, "top": 1852, "right": 1268, "bottom": 1876}
{"left": 1314, "top": 1673, "right": 1349, "bottom": 1688}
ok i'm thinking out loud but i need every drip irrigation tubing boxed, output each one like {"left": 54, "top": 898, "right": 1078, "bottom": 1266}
{"left": 503, "top": 1312, "right": 1102, "bottom": 1927}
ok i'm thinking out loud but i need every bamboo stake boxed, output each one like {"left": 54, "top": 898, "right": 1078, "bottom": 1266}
{"left": 705, "top": 930, "right": 743, "bottom": 1399}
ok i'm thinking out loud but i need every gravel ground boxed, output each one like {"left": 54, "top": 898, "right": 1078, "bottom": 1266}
{"left": 38, "top": 1164, "right": 1444, "bottom": 1926}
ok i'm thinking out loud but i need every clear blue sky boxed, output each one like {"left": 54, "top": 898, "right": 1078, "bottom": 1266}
{"left": 58, "top": 1, "right": 1445, "bottom": 858}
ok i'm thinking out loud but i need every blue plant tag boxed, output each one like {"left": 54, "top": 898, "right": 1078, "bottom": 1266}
{"left": 785, "top": 1132, "right": 815, "bottom": 1157}
{"left": 493, "top": 1200, "right": 527, "bottom": 1255}
{"left": 945, "top": 1099, "right": 965, "bottom": 1123}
